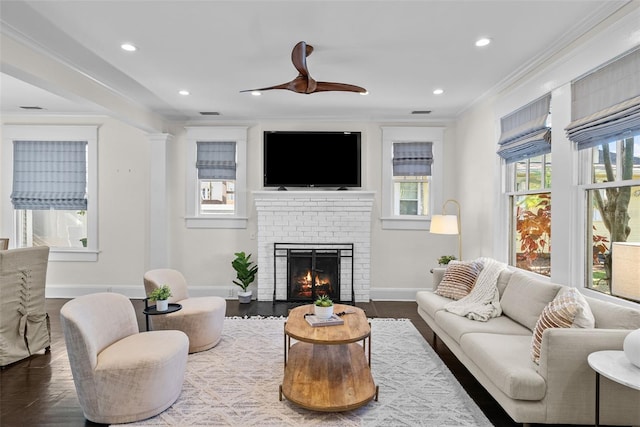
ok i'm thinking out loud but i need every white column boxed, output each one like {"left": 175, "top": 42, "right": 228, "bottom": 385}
{"left": 147, "top": 133, "right": 172, "bottom": 269}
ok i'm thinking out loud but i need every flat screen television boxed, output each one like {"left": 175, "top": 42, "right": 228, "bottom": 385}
{"left": 263, "top": 131, "right": 361, "bottom": 188}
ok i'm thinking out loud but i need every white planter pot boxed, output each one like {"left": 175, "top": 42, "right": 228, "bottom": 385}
{"left": 156, "top": 300, "right": 169, "bottom": 312}
{"left": 238, "top": 290, "right": 252, "bottom": 304}
{"left": 623, "top": 328, "right": 640, "bottom": 369}
{"left": 314, "top": 305, "right": 334, "bottom": 319}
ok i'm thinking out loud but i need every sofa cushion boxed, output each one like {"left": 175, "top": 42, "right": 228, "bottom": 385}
{"left": 460, "top": 333, "right": 546, "bottom": 401}
{"left": 415, "top": 290, "right": 451, "bottom": 319}
{"left": 435, "top": 310, "right": 532, "bottom": 344}
{"left": 531, "top": 287, "right": 595, "bottom": 364}
{"left": 585, "top": 296, "right": 640, "bottom": 329}
{"left": 500, "top": 271, "right": 563, "bottom": 331}
{"left": 435, "top": 260, "right": 483, "bottom": 300}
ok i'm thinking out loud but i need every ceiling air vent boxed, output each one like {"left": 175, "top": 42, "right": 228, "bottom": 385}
{"left": 19, "top": 106, "right": 45, "bottom": 110}
{"left": 411, "top": 110, "right": 431, "bottom": 115}
{"left": 199, "top": 112, "right": 220, "bottom": 116}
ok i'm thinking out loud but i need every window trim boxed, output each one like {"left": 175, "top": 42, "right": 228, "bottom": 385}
{"left": 1, "top": 125, "right": 99, "bottom": 261}
{"left": 381, "top": 126, "right": 444, "bottom": 230}
{"left": 184, "top": 126, "right": 248, "bottom": 229}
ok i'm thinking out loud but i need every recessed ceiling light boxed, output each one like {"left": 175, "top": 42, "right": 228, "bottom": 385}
{"left": 475, "top": 38, "right": 491, "bottom": 47}
{"left": 120, "top": 43, "right": 137, "bottom": 52}
{"left": 433, "top": 88, "right": 444, "bottom": 95}
{"left": 251, "top": 91, "right": 261, "bottom": 96}
{"left": 360, "top": 91, "right": 369, "bottom": 96}
{"left": 178, "top": 90, "right": 190, "bottom": 96}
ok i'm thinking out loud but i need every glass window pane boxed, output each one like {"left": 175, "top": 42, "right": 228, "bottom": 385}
{"left": 513, "top": 193, "right": 551, "bottom": 276}
{"left": 586, "top": 184, "right": 640, "bottom": 295}
{"left": 515, "top": 160, "right": 527, "bottom": 191}
{"left": 200, "top": 180, "right": 235, "bottom": 213}
{"left": 18, "top": 209, "right": 88, "bottom": 248}
{"left": 393, "top": 179, "right": 428, "bottom": 216}
{"left": 399, "top": 182, "right": 418, "bottom": 199}
{"left": 399, "top": 200, "right": 418, "bottom": 215}
{"left": 544, "top": 153, "right": 552, "bottom": 188}
{"left": 528, "top": 156, "right": 543, "bottom": 190}
{"left": 592, "top": 141, "right": 618, "bottom": 184}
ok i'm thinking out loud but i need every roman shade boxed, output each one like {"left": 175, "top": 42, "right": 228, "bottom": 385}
{"left": 196, "top": 141, "right": 236, "bottom": 180}
{"left": 11, "top": 140, "right": 87, "bottom": 210}
{"left": 497, "top": 93, "right": 551, "bottom": 163}
{"left": 392, "top": 142, "right": 433, "bottom": 176}
{"left": 565, "top": 47, "right": 640, "bottom": 150}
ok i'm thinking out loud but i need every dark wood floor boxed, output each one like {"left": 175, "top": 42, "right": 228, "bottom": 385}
{"left": 0, "top": 299, "right": 605, "bottom": 427}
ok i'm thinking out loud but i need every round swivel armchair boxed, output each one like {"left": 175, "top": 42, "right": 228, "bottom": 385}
{"left": 143, "top": 269, "right": 226, "bottom": 353}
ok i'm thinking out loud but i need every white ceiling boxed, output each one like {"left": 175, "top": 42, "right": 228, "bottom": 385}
{"left": 0, "top": 0, "right": 631, "bottom": 124}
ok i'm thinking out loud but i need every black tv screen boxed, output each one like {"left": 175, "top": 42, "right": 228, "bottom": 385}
{"left": 263, "top": 131, "right": 361, "bottom": 188}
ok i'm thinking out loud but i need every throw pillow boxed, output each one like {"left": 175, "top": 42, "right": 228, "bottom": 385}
{"left": 531, "top": 287, "right": 594, "bottom": 364}
{"left": 435, "top": 260, "right": 484, "bottom": 300}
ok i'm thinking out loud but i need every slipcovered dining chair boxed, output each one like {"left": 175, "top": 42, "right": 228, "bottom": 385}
{"left": 0, "top": 246, "right": 51, "bottom": 367}
{"left": 60, "top": 292, "right": 188, "bottom": 424}
{"left": 144, "top": 268, "right": 226, "bottom": 353}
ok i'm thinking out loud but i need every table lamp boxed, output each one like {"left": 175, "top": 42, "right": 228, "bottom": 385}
{"left": 612, "top": 242, "right": 640, "bottom": 369}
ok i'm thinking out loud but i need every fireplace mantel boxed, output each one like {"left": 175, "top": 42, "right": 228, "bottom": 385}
{"left": 253, "top": 190, "right": 375, "bottom": 200}
{"left": 253, "top": 190, "right": 375, "bottom": 302}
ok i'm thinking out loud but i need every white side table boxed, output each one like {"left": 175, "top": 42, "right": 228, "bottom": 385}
{"left": 587, "top": 350, "right": 640, "bottom": 427}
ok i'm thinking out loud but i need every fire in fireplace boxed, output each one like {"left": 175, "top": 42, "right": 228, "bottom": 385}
{"left": 288, "top": 250, "right": 339, "bottom": 302}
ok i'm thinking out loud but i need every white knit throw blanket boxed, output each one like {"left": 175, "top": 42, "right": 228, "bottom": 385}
{"left": 444, "top": 257, "right": 507, "bottom": 321}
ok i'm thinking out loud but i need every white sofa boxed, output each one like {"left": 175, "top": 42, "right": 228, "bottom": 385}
{"left": 416, "top": 264, "right": 640, "bottom": 426}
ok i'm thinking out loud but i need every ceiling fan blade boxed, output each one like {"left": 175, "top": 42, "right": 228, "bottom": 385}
{"left": 314, "top": 81, "right": 367, "bottom": 93}
{"left": 291, "top": 41, "right": 313, "bottom": 77}
{"left": 239, "top": 82, "right": 291, "bottom": 93}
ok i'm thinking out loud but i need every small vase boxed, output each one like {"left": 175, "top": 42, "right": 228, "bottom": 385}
{"left": 623, "top": 328, "right": 640, "bottom": 369}
{"left": 156, "top": 299, "right": 169, "bottom": 312}
{"left": 314, "top": 305, "right": 334, "bottom": 319}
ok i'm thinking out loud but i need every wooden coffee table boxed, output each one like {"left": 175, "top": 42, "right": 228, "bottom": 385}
{"left": 279, "top": 303, "right": 378, "bottom": 412}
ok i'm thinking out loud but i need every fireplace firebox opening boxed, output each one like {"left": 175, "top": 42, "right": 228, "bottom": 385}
{"left": 273, "top": 243, "right": 354, "bottom": 304}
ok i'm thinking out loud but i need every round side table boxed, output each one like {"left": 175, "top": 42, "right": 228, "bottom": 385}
{"left": 142, "top": 301, "right": 182, "bottom": 331}
{"left": 587, "top": 350, "right": 640, "bottom": 426}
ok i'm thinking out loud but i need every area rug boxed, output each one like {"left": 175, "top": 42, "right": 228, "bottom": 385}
{"left": 114, "top": 317, "right": 492, "bottom": 427}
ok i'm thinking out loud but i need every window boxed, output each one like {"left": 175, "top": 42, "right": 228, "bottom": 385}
{"left": 507, "top": 155, "right": 552, "bottom": 276}
{"left": 1, "top": 125, "right": 98, "bottom": 261}
{"left": 565, "top": 47, "right": 640, "bottom": 299}
{"left": 185, "top": 127, "right": 248, "bottom": 229}
{"left": 583, "top": 136, "right": 640, "bottom": 296}
{"left": 500, "top": 94, "right": 552, "bottom": 276}
{"left": 381, "top": 127, "right": 444, "bottom": 230}
{"left": 196, "top": 141, "right": 236, "bottom": 214}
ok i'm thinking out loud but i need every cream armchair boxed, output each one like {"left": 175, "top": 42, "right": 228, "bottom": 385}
{"left": 144, "top": 268, "right": 226, "bottom": 353}
{"left": 60, "top": 292, "right": 189, "bottom": 424}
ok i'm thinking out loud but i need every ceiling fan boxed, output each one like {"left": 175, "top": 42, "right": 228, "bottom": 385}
{"left": 241, "top": 41, "right": 367, "bottom": 95}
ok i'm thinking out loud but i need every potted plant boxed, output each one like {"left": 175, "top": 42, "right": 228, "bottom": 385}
{"left": 232, "top": 251, "right": 258, "bottom": 304}
{"left": 437, "top": 255, "right": 457, "bottom": 266}
{"left": 148, "top": 284, "right": 172, "bottom": 311}
{"left": 314, "top": 295, "right": 334, "bottom": 319}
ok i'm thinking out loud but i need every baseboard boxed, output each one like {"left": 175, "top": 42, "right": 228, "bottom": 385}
{"left": 45, "top": 284, "right": 233, "bottom": 299}
{"left": 45, "top": 284, "right": 421, "bottom": 302}
{"left": 369, "top": 287, "right": 420, "bottom": 301}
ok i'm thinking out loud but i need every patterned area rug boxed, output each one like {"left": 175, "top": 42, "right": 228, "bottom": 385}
{"left": 114, "top": 317, "right": 491, "bottom": 426}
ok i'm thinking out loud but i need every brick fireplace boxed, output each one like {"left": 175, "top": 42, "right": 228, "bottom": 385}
{"left": 253, "top": 191, "right": 375, "bottom": 302}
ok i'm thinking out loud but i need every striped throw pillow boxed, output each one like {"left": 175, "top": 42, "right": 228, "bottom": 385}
{"left": 531, "top": 287, "right": 594, "bottom": 364}
{"left": 435, "top": 260, "right": 483, "bottom": 300}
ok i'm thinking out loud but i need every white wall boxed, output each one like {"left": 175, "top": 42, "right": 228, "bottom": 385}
{"left": 2, "top": 3, "right": 638, "bottom": 300}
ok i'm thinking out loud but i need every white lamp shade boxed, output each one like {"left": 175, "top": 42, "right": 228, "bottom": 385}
{"left": 612, "top": 242, "right": 640, "bottom": 302}
{"left": 430, "top": 215, "right": 459, "bottom": 235}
